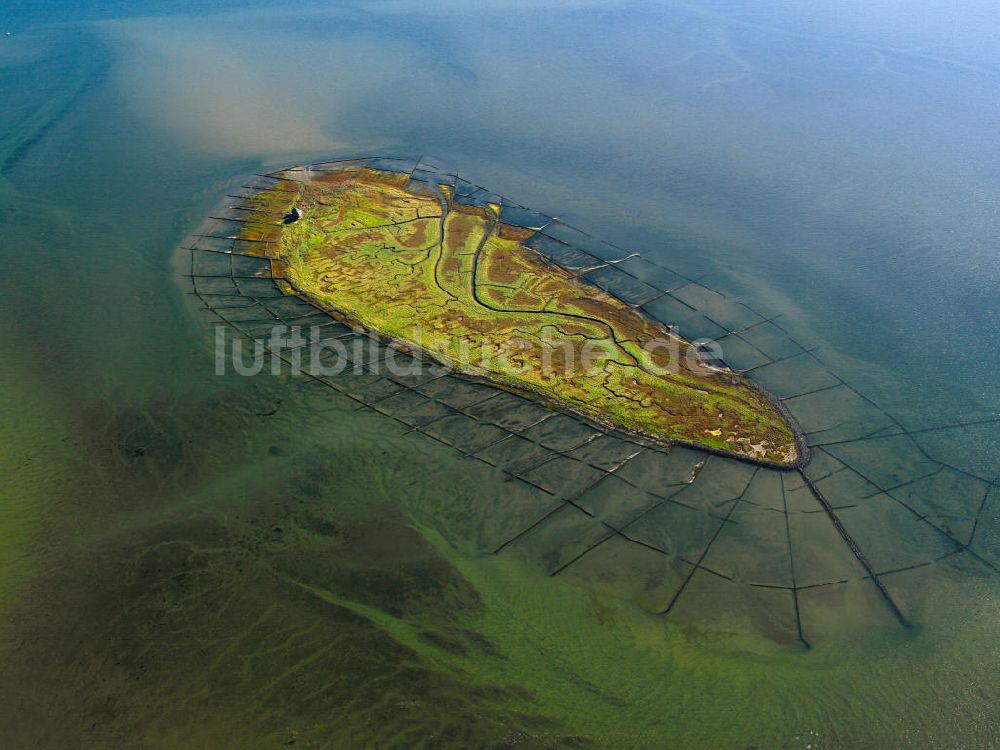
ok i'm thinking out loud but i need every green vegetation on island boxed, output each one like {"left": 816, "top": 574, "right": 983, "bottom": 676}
{"left": 238, "top": 166, "right": 801, "bottom": 465}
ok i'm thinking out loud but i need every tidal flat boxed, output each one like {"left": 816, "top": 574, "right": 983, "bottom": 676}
{"left": 2, "top": 3, "right": 1000, "bottom": 749}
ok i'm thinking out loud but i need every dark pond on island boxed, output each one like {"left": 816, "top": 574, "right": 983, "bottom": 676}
{"left": 2, "top": 1, "right": 1000, "bottom": 748}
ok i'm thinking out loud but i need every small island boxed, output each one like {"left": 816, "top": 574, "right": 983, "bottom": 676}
{"left": 237, "top": 164, "right": 803, "bottom": 466}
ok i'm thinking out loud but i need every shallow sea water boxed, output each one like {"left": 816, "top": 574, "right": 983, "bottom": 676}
{"left": 1, "top": 2, "right": 1000, "bottom": 748}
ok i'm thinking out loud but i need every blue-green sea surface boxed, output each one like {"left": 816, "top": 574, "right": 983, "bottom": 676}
{"left": 1, "top": 2, "right": 999, "bottom": 748}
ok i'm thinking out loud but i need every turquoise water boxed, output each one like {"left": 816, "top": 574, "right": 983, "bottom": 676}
{"left": 2, "top": 2, "right": 999, "bottom": 748}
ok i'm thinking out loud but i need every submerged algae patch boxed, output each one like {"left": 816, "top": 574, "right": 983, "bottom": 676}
{"left": 238, "top": 164, "right": 803, "bottom": 466}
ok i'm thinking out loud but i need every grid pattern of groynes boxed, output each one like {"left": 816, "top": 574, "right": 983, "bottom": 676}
{"left": 183, "top": 156, "right": 1000, "bottom": 647}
